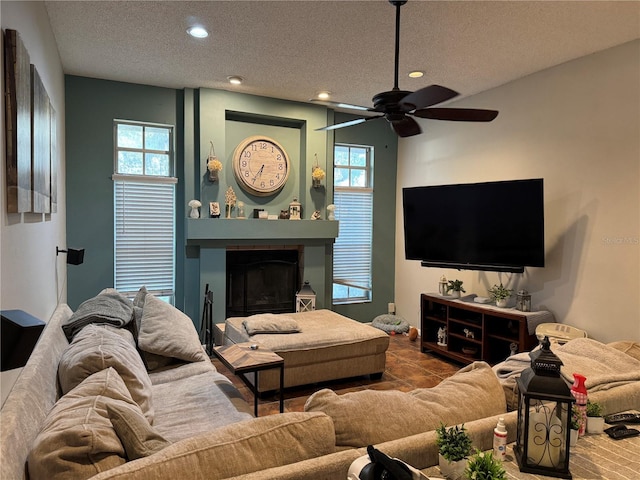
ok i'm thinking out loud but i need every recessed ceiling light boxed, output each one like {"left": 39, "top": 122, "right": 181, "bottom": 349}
{"left": 317, "top": 91, "right": 331, "bottom": 100}
{"left": 408, "top": 71, "right": 424, "bottom": 78}
{"left": 227, "top": 76, "right": 244, "bottom": 85}
{"left": 187, "top": 26, "right": 209, "bottom": 38}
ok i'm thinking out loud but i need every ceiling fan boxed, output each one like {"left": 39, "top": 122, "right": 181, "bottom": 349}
{"left": 312, "top": 0, "right": 499, "bottom": 138}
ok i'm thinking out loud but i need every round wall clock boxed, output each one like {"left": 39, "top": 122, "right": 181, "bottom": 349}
{"left": 232, "top": 135, "right": 290, "bottom": 196}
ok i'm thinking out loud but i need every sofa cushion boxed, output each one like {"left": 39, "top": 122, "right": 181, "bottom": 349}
{"left": 242, "top": 313, "right": 300, "bottom": 335}
{"left": 58, "top": 324, "right": 154, "bottom": 422}
{"left": 138, "top": 294, "right": 208, "bottom": 369}
{"left": 106, "top": 403, "right": 171, "bottom": 460}
{"left": 87, "top": 412, "right": 336, "bottom": 479}
{"left": 151, "top": 371, "right": 253, "bottom": 442}
{"left": 304, "top": 361, "right": 506, "bottom": 447}
{"left": 27, "top": 368, "right": 137, "bottom": 480}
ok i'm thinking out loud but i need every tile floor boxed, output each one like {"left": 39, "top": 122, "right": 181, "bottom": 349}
{"left": 211, "top": 333, "right": 462, "bottom": 416}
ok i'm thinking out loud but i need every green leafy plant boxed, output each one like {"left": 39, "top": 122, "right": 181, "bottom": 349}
{"left": 436, "top": 423, "right": 473, "bottom": 462}
{"left": 586, "top": 400, "right": 603, "bottom": 417}
{"left": 570, "top": 405, "right": 582, "bottom": 430}
{"left": 447, "top": 280, "right": 466, "bottom": 293}
{"left": 464, "top": 449, "right": 506, "bottom": 480}
{"left": 487, "top": 283, "right": 512, "bottom": 301}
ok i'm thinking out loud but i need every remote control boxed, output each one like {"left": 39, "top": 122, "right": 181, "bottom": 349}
{"left": 604, "top": 413, "right": 640, "bottom": 424}
{"left": 605, "top": 425, "right": 640, "bottom": 440}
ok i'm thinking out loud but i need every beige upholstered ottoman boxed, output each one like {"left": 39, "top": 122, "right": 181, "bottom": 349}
{"left": 224, "top": 310, "right": 390, "bottom": 392}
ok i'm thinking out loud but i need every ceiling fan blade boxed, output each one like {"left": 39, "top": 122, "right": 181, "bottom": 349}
{"left": 390, "top": 116, "right": 422, "bottom": 137}
{"left": 413, "top": 108, "right": 499, "bottom": 122}
{"left": 315, "top": 116, "right": 381, "bottom": 132}
{"left": 400, "top": 85, "right": 460, "bottom": 111}
{"left": 309, "top": 99, "right": 371, "bottom": 111}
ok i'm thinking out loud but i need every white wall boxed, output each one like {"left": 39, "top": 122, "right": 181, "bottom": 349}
{"left": 1, "top": 1, "right": 66, "bottom": 403}
{"left": 395, "top": 40, "right": 640, "bottom": 343}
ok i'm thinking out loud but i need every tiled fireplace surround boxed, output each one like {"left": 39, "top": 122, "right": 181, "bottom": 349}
{"left": 186, "top": 218, "right": 339, "bottom": 324}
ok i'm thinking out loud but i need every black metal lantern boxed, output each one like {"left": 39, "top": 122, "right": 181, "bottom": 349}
{"left": 516, "top": 289, "right": 532, "bottom": 312}
{"left": 514, "top": 337, "right": 574, "bottom": 479}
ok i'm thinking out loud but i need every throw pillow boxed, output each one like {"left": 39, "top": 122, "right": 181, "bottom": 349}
{"left": 138, "top": 294, "right": 208, "bottom": 367}
{"left": 304, "top": 361, "right": 506, "bottom": 447}
{"left": 58, "top": 324, "right": 154, "bottom": 422}
{"left": 242, "top": 313, "right": 300, "bottom": 335}
{"left": 106, "top": 403, "right": 171, "bottom": 460}
{"left": 27, "top": 368, "right": 136, "bottom": 480}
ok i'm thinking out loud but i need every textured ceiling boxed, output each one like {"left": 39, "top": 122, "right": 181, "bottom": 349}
{"left": 44, "top": 0, "right": 640, "bottom": 110}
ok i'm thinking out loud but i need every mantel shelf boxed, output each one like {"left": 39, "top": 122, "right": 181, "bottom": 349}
{"left": 186, "top": 218, "right": 339, "bottom": 242}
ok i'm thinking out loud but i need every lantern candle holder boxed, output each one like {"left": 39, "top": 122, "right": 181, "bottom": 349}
{"left": 296, "top": 281, "right": 316, "bottom": 312}
{"left": 516, "top": 289, "right": 532, "bottom": 312}
{"left": 514, "top": 337, "right": 574, "bottom": 479}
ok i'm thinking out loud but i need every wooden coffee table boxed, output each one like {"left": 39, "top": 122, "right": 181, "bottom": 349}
{"left": 212, "top": 342, "right": 284, "bottom": 416}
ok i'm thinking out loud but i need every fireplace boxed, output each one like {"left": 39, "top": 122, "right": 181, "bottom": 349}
{"left": 226, "top": 247, "right": 302, "bottom": 318}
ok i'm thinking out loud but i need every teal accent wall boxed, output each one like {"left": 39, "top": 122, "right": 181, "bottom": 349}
{"left": 65, "top": 76, "right": 179, "bottom": 309}
{"left": 64, "top": 76, "right": 398, "bottom": 327}
{"left": 332, "top": 112, "right": 398, "bottom": 323}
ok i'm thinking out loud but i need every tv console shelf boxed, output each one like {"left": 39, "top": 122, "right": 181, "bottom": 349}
{"left": 420, "top": 293, "right": 553, "bottom": 365}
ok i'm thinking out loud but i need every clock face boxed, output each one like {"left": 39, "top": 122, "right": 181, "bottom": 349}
{"left": 233, "top": 136, "right": 290, "bottom": 196}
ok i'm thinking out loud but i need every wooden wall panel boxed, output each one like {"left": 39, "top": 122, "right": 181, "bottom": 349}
{"left": 31, "top": 64, "right": 51, "bottom": 213}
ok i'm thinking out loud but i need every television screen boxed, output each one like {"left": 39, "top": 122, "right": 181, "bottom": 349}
{"left": 402, "top": 179, "right": 545, "bottom": 272}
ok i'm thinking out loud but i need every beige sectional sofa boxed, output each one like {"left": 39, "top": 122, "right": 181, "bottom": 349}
{"left": 2, "top": 289, "right": 639, "bottom": 480}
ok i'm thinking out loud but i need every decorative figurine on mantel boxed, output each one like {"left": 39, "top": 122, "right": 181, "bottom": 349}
{"left": 224, "top": 186, "right": 237, "bottom": 218}
{"left": 310, "top": 210, "right": 321, "bottom": 220}
{"left": 326, "top": 204, "right": 336, "bottom": 220}
{"left": 289, "top": 197, "right": 301, "bottom": 220}
{"left": 188, "top": 199, "right": 201, "bottom": 219}
{"left": 209, "top": 202, "right": 220, "bottom": 218}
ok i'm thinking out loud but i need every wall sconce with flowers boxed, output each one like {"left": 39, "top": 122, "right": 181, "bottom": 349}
{"left": 311, "top": 154, "right": 325, "bottom": 189}
{"left": 207, "top": 141, "right": 222, "bottom": 182}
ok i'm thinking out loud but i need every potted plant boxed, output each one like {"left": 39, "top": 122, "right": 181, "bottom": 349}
{"left": 436, "top": 423, "right": 473, "bottom": 480}
{"left": 464, "top": 449, "right": 506, "bottom": 480}
{"left": 447, "top": 280, "right": 466, "bottom": 298}
{"left": 488, "top": 283, "right": 512, "bottom": 307}
{"left": 570, "top": 404, "right": 581, "bottom": 446}
{"left": 586, "top": 400, "right": 605, "bottom": 434}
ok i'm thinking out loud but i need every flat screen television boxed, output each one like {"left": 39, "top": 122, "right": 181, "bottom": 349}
{"left": 402, "top": 178, "right": 545, "bottom": 273}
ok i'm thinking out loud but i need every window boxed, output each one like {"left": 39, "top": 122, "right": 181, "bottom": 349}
{"left": 332, "top": 144, "right": 373, "bottom": 304}
{"left": 113, "top": 120, "right": 176, "bottom": 302}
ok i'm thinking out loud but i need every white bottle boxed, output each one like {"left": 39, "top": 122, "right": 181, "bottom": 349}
{"left": 493, "top": 417, "right": 507, "bottom": 461}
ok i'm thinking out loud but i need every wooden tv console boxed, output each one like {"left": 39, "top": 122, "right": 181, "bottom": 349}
{"left": 420, "top": 293, "right": 552, "bottom": 365}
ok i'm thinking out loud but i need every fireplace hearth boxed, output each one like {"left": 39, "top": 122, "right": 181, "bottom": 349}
{"left": 226, "top": 248, "right": 302, "bottom": 318}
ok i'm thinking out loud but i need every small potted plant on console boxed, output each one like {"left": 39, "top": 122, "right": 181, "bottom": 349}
{"left": 447, "top": 280, "right": 466, "bottom": 298}
{"left": 464, "top": 449, "right": 506, "bottom": 480}
{"left": 586, "top": 400, "right": 605, "bottom": 434}
{"left": 437, "top": 423, "right": 473, "bottom": 480}
{"left": 488, "top": 283, "right": 513, "bottom": 308}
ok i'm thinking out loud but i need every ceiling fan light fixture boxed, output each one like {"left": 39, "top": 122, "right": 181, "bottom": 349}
{"left": 227, "top": 75, "right": 244, "bottom": 85}
{"left": 187, "top": 26, "right": 209, "bottom": 38}
{"left": 408, "top": 70, "right": 424, "bottom": 78}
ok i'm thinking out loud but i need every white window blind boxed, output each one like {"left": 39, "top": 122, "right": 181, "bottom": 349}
{"left": 333, "top": 188, "right": 373, "bottom": 296}
{"left": 114, "top": 179, "right": 175, "bottom": 299}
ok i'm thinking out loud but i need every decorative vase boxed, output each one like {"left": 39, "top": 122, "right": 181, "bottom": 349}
{"left": 312, "top": 178, "right": 321, "bottom": 188}
{"left": 571, "top": 373, "right": 588, "bottom": 437}
{"left": 449, "top": 291, "right": 461, "bottom": 299}
{"left": 208, "top": 169, "right": 219, "bottom": 182}
{"left": 225, "top": 204, "right": 232, "bottom": 219}
{"left": 587, "top": 416, "right": 605, "bottom": 434}
{"left": 438, "top": 454, "right": 467, "bottom": 480}
{"left": 570, "top": 429, "right": 578, "bottom": 446}
{"left": 496, "top": 298, "right": 508, "bottom": 308}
